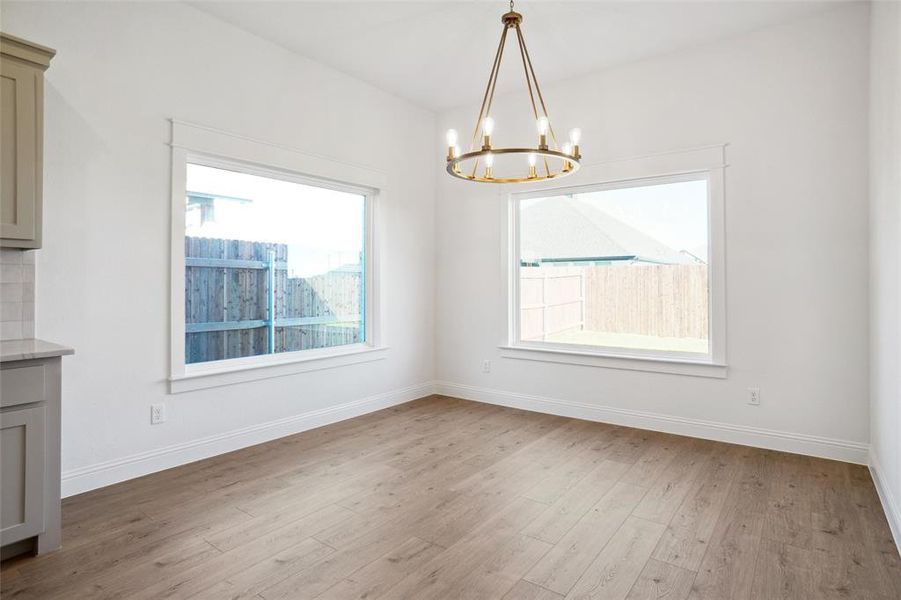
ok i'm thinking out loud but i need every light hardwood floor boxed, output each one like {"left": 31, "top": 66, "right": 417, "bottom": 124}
{"left": 1, "top": 395, "right": 899, "bottom": 599}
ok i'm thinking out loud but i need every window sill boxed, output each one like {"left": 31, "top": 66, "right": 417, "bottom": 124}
{"left": 169, "top": 345, "right": 389, "bottom": 394}
{"left": 498, "top": 345, "right": 727, "bottom": 378}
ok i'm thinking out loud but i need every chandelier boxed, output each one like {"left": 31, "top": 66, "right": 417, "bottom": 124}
{"left": 445, "top": 0, "right": 582, "bottom": 184}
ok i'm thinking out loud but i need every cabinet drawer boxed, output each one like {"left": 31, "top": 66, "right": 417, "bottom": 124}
{"left": 1, "top": 364, "right": 46, "bottom": 408}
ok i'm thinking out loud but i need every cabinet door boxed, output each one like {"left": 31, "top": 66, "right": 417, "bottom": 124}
{"left": 0, "top": 404, "right": 45, "bottom": 545}
{"left": 0, "top": 59, "right": 38, "bottom": 243}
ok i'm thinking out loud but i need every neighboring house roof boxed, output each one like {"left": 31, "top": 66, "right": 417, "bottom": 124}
{"left": 520, "top": 197, "right": 698, "bottom": 264}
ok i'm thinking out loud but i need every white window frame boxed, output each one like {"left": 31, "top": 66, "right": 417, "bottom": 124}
{"left": 501, "top": 145, "right": 727, "bottom": 378}
{"left": 168, "top": 120, "right": 388, "bottom": 393}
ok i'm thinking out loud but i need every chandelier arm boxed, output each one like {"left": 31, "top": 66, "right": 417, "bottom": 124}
{"left": 471, "top": 23, "right": 508, "bottom": 178}
{"left": 482, "top": 24, "right": 507, "bottom": 130}
{"left": 518, "top": 23, "right": 561, "bottom": 149}
{"left": 514, "top": 24, "right": 551, "bottom": 177}
{"left": 470, "top": 23, "right": 508, "bottom": 152}
{"left": 513, "top": 26, "right": 538, "bottom": 120}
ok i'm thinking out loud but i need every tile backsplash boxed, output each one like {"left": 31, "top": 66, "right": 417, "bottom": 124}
{"left": 0, "top": 249, "right": 35, "bottom": 340}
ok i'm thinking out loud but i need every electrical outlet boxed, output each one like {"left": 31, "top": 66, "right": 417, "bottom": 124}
{"left": 748, "top": 387, "right": 760, "bottom": 406}
{"left": 151, "top": 403, "right": 166, "bottom": 424}
{"left": 481, "top": 360, "right": 491, "bottom": 373}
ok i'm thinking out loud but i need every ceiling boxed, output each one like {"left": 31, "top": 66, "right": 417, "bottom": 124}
{"left": 190, "top": 1, "right": 839, "bottom": 111}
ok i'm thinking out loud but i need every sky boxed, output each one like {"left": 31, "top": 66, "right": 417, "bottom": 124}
{"left": 186, "top": 163, "right": 364, "bottom": 278}
{"left": 575, "top": 179, "right": 709, "bottom": 260}
{"left": 185, "top": 164, "right": 707, "bottom": 278}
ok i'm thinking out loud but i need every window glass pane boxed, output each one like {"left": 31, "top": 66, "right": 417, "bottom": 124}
{"left": 518, "top": 178, "right": 709, "bottom": 355}
{"left": 185, "top": 163, "right": 365, "bottom": 364}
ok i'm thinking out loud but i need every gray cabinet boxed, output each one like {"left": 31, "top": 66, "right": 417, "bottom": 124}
{"left": 0, "top": 33, "right": 55, "bottom": 249}
{"left": 1, "top": 403, "right": 45, "bottom": 544}
{"left": 0, "top": 353, "right": 64, "bottom": 559}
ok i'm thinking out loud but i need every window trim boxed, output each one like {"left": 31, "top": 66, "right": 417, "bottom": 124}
{"left": 168, "top": 120, "right": 388, "bottom": 393}
{"left": 502, "top": 145, "right": 727, "bottom": 377}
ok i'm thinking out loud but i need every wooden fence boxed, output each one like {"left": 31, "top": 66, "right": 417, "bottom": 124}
{"left": 185, "top": 237, "right": 361, "bottom": 364}
{"left": 520, "top": 267, "right": 585, "bottom": 341}
{"left": 521, "top": 264, "right": 708, "bottom": 341}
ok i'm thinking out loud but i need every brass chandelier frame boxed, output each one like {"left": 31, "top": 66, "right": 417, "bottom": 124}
{"left": 446, "top": 2, "right": 581, "bottom": 184}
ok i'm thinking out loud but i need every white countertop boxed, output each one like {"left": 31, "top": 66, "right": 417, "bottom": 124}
{"left": 0, "top": 338, "right": 74, "bottom": 362}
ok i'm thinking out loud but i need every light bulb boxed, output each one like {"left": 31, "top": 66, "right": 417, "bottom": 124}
{"left": 484, "top": 153, "right": 494, "bottom": 168}
{"left": 454, "top": 145, "right": 460, "bottom": 156}
{"left": 561, "top": 143, "right": 573, "bottom": 172}
{"left": 528, "top": 153, "right": 537, "bottom": 167}
{"left": 569, "top": 128, "right": 582, "bottom": 145}
{"left": 446, "top": 129, "right": 458, "bottom": 147}
{"left": 482, "top": 117, "right": 495, "bottom": 137}
{"left": 536, "top": 116, "right": 549, "bottom": 136}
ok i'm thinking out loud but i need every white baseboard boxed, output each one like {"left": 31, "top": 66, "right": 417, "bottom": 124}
{"left": 434, "top": 381, "right": 869, "bottom": 465}
{"left": 63, "top": 379, "right": 874, "bottom": 502}
{"left": 869, "top": 450, "right": 901, "bottom": 553}
{"left": 61, "top": 382, "right": 435, "bottom": 498}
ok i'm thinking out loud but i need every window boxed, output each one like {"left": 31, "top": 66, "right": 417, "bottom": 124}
{"left": 505, "top": 147, "right": 726, "bottom": 375}
{"left": 169, "top": 121, "right": 386, "bottom": 392}
{"left": 184, "top": 163, "right": 366, "bottom": 364}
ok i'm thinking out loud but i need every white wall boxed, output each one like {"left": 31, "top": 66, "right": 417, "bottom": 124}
{"left": 1, "top": 1, "right": 878, "bottom": 497}
{"left": 435, "top": 4, "right": 871, "bottom": 460}
{"left": 2, "top": 1, "right": 436, "bottom": 495}
{"left": 869, "top": 1, "right": 901, "bottom": 545}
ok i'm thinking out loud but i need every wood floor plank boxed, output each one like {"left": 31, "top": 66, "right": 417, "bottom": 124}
{"left": 257, "top": 527, "right": 414, "bottom": 599}
{"left": 811, "top": 536, "right": 897, "bottom": 600}
{"left": 522, "top": 424, "right": 629, "bottom": 505}
{"left": 316, "top": 411, "right": 565, "bottom": 553}
{"left": 382, "top": 403, "right": 508, "bottom": 471}
{"left": 448, "top": 417, "right": 596, "bottom": 497}
{"left": 56, "top": 538, "right": 222, "bottom": 600}
{"left": 377, "top": 496, "right": 552, "bottom": 600}
{"left": 2, "top": 396, "right": 899, "bottom": 600}
{"left": 651, "top": 446, "right": 742, "bottom": 571}
{"left": 523, "top": 459, "right": 630, "bottom": 544}
{"left": 605, "top": 428, "right": 667, "bottom": 466}
{"left": 687, "top": 524, "right": 760, "bottom": 600}
{"left": 847, "top": 464, "right": 901, "bottom": 597}
{"left": 748, "top": 538, "right": 816, "bottom": 600}
{"left": 524, "top": 482, "right": 649, "bottom": 595}
{"left": 619, "top": 435, "right": 689, "bottom": 488}
{"left": 502, "top": 580, "right": 564, "bottom": 599}
{"left": 208, "top": 466, "right": 397, "bottom": 553}
{"left": 810, "top": 458, "right": 867, "bottom": 552}
{"left": 5, "top": 504, "right": 251, "bottom": 599}
{"left": 415, "top": 419, "right": 601, "bottom": 549}
{"left": 189, "top": 537, "right": 333, "bottom": 600}
{"left": 335, "top": 404, "right": 557, "bottom": 518}
{"left": 761, "top": 451, "right": 814, "bottom": 549}
{"left": 128, "top": 504, "right": 353, "bottom": 600}
{"left": 685, "top": 448, "right": 769, "bottom": 600}
{"left": 624, "top": 558, "right": 696, "bottom": 600}
{"left": 315, "top": 536, "right": 444, "bottom": 600}
{"left": 564, "top": 516, "right": 668, "bottom": 600}
{"left": 631, "top": 440, "right": 713, "bottom": 525}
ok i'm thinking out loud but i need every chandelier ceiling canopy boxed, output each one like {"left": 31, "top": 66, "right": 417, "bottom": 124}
{"left": 445, "top": 1, "right": 582, "bottom": 184}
